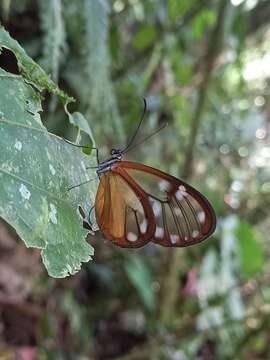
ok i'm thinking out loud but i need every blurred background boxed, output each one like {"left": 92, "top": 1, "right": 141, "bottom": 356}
{"left": 0, "top": 0, "right": 270, "bottom": 359}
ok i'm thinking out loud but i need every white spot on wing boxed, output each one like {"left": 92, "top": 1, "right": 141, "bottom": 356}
{"left": 159, "top": 180, "right": 171, "bottom": 192}
{"left": 198, "top": 211, "right": 205, "bottom": 223}
{"left": 155, "top": 227, "right": 164, "bottom": 238}
{"left": 127, "top": 232, "right": 138, "bottom": 242}
{"left": 49, "top": 164, "right": 56, "bottom": 176}
{"left": 170, "top": 234, "right": 179, "bottom": 244}
{"left": 49, "top": 203, "right": 57, "bottom": 224}
{"left": 19, "top": 184, "right": 31, "bottom": 200}
{"left": 14, "top": 140, "right": 22, "bottom": 151}
{"left": 192, "top": 230, "right": 199, "bottom": 238}
{"left": 175, "top": 190, "right": 184, "bottom": 201}
{"left": 179, "top": 185, "right": 186, "bottom": 192}
{"left": 175, "top": 185, "right": 188, "bottom": 200}
{"left": 139, "top": 219, "right": 148, "bottom": 234}
{"left": 152, "top": 200, "right": 161, "bottom": 216}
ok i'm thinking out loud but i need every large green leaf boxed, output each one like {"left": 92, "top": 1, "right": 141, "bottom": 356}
{"left": 0, "top": 27, "right": 98, "bottom": 277}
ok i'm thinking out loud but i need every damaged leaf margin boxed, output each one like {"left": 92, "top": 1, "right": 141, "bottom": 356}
{"left": 0, "top": 25, "right": 74, "bottom": 105}
{"left": 0, "top": 26, "right": 98, "bottom": 277}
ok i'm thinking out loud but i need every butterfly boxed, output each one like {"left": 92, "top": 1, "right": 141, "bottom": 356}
{"left": 70, "top": 100, "right": 216, "bottom": 248}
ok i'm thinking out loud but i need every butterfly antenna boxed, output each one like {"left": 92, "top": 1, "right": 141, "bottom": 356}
{"left": 122, "top": 98, "right": 147, "bottom": 153}
{"left": 123, "top": 122, "right": 168, "bottom": 154}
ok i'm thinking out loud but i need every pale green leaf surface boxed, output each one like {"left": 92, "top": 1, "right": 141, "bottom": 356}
{"left": 0, "top": 67, "right": 98, "bottom": 277}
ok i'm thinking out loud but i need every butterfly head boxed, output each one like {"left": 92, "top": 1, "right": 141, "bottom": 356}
{"left": 110, "top": 148, "right": 123, "bottom": 160}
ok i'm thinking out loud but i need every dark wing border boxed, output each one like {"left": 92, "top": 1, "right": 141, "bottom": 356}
{"left": 114, "top": 161, "right": 216, "bottom": 247}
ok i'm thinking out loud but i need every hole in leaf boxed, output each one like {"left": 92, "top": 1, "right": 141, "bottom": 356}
{"left": 0, "top": 48, "right": 20, "bottom": 75}
{"left": 82, "top": 143, "right": 93, "bottom": 155}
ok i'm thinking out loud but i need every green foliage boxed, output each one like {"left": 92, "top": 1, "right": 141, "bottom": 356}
{"left": 67, "top": 111, "right": 96, "bottom": 155}
{"left": 191, "top": 9, "right": 217, "bottom": 39}
{"left": 168, "top": 0, "right": 192, "bottom": 21}
{"left": 170, "top": 50, "right": 193, "bottom": 85}
{"left": 0, "top": 27, "right": 97, "bottom": 277}
{"left": 0, "top": 25, "right": 73, "bottom": 104}
{"left": 132, "top": 25, "right": 157, "bottom": 51}
{"left": 39, "top": 0, "right": 66, "bottom": 81}
{"left": 61, "top": 291, "right": 91, "bottom": 345}
{"left": 0, "top": 0, "right": 11, "bottom": 20}
{"left": 124, "top": 255, "right": 156, "bottom": 312}
{"left": 83, "top": 0, "right": 124, "bottom": 142}
{"left": 110, "top": 23, "right": 121, "bottom": 64}
{"left": 236, "top": 221, "right": 265, "bottom": 277}
{"left": 1, "top": 0, "right": 270, "bottom": 357}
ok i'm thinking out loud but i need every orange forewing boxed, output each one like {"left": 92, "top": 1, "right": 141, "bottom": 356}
{"left": 95, "top": 170, "right": 155, "bottom": 248}
{"left": 95, "top": 161, "right": 216, "bottom": 248}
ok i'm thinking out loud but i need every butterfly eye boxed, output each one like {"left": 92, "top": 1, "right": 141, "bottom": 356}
{"left": 110, "top": 149, "right": 117, "bottom": 155}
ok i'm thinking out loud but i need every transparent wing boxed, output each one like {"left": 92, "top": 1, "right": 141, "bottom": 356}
{"left": 95, "top": 172, "right": 155, "bottom": 248}
{"left": 114, "top": 161, "right": 216, "bottom": 247}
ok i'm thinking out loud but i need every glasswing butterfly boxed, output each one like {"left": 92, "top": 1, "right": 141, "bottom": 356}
{"left": 69, "top": 100, "right": 216, "bottom": 248}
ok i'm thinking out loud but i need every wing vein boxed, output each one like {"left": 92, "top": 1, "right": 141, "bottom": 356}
{"left": 168, "top": 202, "right": 184, "bottom": 240}
{"left": 184, "top": 196, "right": 202, "bottom": 233}
{"left": 161, "top": 202, "right": 170, "bottom": 239}
{"left": 174, "top": 196, "right": 192, "bottom": 239}
{"left": 133, "top": 209, "right": 141, "bottom": 235}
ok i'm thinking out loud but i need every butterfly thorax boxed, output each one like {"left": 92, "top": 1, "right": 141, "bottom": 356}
{"left": 97, "top": 149, "right": 123, "bottom": 176}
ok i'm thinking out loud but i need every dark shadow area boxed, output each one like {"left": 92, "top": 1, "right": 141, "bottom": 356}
{"left": 0, "top": 48, "right": 20, "bottom": 74}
